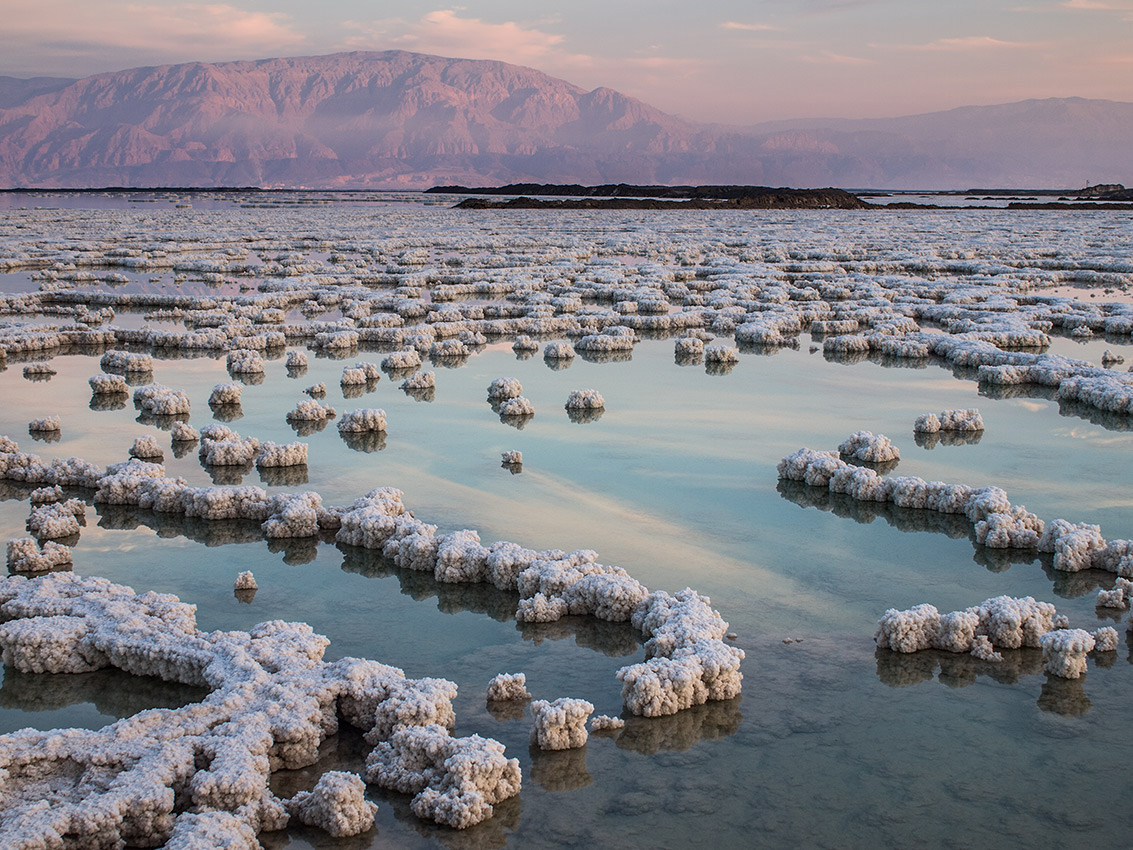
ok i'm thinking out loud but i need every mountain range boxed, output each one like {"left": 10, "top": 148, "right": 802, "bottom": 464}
{"left": 0, "top": 51, "right": 1129, "bottom": 190}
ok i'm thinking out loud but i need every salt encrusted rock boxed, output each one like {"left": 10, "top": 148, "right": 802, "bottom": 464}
{"left": 129, "top": 435, "right": 165, "bottom": 461}
{"left": 226, "top": 349, "right": 265, "bottom": 374}
{"left": 337, "top": 409, "right": 386, "bottom": 433}
{"left": 675, "top": 337, "right": 705, "bottom": 358}
{"left": 543, "top": 341, "right": 575, "bottom": 360}
{"left": 286, "top": 771, "right": 377, "bottom": 837}
{"left": 512, "top": 335, "right": 539, "bottom": 352}
{"left": 285, "top": 350, "right": 308, "bottom": 368}
{"left": 914, "top": 408, "right": 984, "bottom": 433}
{"left": 400, "top": 371, "right": 435, "bottom": 390}
{"left": 487, "top": 672, "right": 531, "bottom": 702}
{"left": 100, "top": 349, "right": 153, "bottom": 373}
{"left": 1093, "top": 626, "right": 1120, "bottom": 652}
{"left": 838, "top": 431, "right": 900, "bottom": 463}
{"left": 565, "top": 389, "right": 604, "bottom": 410}
{"left": 235, "top": 570, "right": 258, "bottom": 590}
{"left": 530, "top": 698, "right": 594, "bottom": 750}
{"left": 30, "top": 484, "right": 63, "bottom": 503}
{"left": 877, "top": 595, "right": 1060, "bottom": 657}
{"left": 341, "top": 362, "right": 381, "bottom": 385}
{"left": 704, "top": 345, "right": 740, "bottom": 364}
{"left": 874, "top": 604, "right": 940, "bottom": 653}
{"left": 287, "top": 400, "right": 336, "bottom": 421}
{"left": 27, "top": 499, "right": 85, "bottom": 541}
{"left": 134, "top": 384, "right": 191, "bottom": 415}
{"left": 89, "top": 372, "right": 129, "bottom": 393}
{"left": 364, "top": 724, "right": 522, "bottom": 829}
{"left": 256, "top": 441, "right": 308, "bottom": 467}
{"left": 164, "top": 811, "right": 262, "bottom": 850}
{"left": 171, "top": 421, "right": 199, "bottom": 442}
{"left": 6, "top": 537, "right": 73, "bottom": 572}
{"left": 487, "top": 377, "right": 523, "bottom": 400}
{"left": 382, "top": 349, "right": 422, "bottom": 370}
{"left": 304, "top": 383, "right": 327, "bottom": 397}
{"left": 28, "top": 416, "right": 61, "bottom": 432}
{"left": 200, "top": 432, "right": 260, "bottom": 466}
{"left": 1040, "top": 629, "right": 1095, "bottom": 679}
{"left": 501, "top": 450, "right": 522, "bottom": 465}
{"left": 209, "top": 382, "right": 243, "bottom": 405}
{"left": 590, "top": 714, "right": 625, "bottom": 731}
{"left": 499, "top": 396, "right": 534, "bottom": 416}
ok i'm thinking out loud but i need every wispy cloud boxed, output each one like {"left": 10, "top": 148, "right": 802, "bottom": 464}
{"left": 1062, "top": 0, "right": 1133, "bottom": 9}
{"left": 885, "top": 35, "right": 1044, "bottom": 51}
{"left": 3, "top": 1, "right": 305, "bottom": 60}
{"left": 341, "top": 9, "right": 591, "bottom": 70}
{"left": 720, "top": 21, "right": 781, "bottom": 32}
{"left": 800, "top": 50, "right": 873, "bottom": 65}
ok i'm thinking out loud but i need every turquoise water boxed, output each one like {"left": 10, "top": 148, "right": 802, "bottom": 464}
{"left": 1, "top": 199, "right": 1132, "bottom": 848}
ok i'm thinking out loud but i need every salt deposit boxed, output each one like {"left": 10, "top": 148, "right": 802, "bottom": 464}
{"left": 914, "top": 408, "right": 985, "bottom": 434}
{"left": 28, "top": 416, "right": 61, "bottom": 432}
{"left": 838, "top": 431, "right": 900, "bottom": 463}
{"left": 530, "top": 698, "right": 595, "bottom": 750}
{"left": 337, "top": 409, "right": 387, "bottom": 433}
{"left": 501, "top": 450, "right": 523, "bottom": 465}
{"left": 488, "top": 377, "right": 523, "bottom": 400}
{"left": 235, "top": 570, "right": 258, "bottom": 590}
{"left": 565, "top": 389, "right": 605, "bottom": 410}
{"left": 487, "top": 672, "right": 531, "bottom": 701}
{"left": 209, "top": 382, "right": 243, "bottom": 406}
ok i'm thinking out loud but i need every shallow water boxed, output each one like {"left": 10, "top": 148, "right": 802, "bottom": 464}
{"left": 1, "top": 197, "right": 1132, "bottom": 848}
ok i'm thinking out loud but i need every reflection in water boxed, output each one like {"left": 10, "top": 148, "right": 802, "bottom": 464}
{"left": 674, "top": 351, "right": 702, "bottom": 368}
{"left": 170, "top": 438, "right": 198, "bottom": 459}
{"left": 430, "top": 354, "right": 471, "bottom": 370}
{"left": 96, "top": 503, "right": 265, "bottom": 548}
{"left": 258, "top": 464, "right": 310, "bottom": 487}
{"left": 977, "top": 381, "right": 1058, "bottom": 402}
{"left": 205, "top": 460, "right": 252, "bottom": 485}
{"left": 338, "top": 545, "right": 521, "bottom": 623}
{"left": 529, "top": 745, "right": 592, "bottom": 792}
{"left": 1036, "top": 675, "right": 1092, "bottom": 716}
{"left": 487, "top": 698, "right": 530, "bottom": 723}
{"left": 234, "top": 586, "right": 257, "bottom": 604}
{"left": 776, "top": 479, "right": 970, "bottom": 539}
{"left": 843, "top": 456, "right": 901, "bottom": 476}
{"left": 1058, "top": 398, "right": 1133, "bottom": 432}
{"left": 28, "top": 429, "right": 60, "bottom": 443}
{"left": 89, "top": 392, "right": 128, "bottom": 411}
{"left": 875, "top": 647, "right": 1046, "bottom": 690}
{"left": 914, "top": 429, "right": 984, "bottom": 450}
{"left": 208, "top": 402, "right": 243, "bottom": 423}
{"left": 341, "top": 379, "right": 379, "bottom": 399}
{"left": 341, "top": 430, "right": 386, "bottom": 453}
{"left": 0, "top": 666, "right": 208, "bottom": 717}
{"left": 385, "top": 787, "right": 521, "bottom": 850}
{"left": 518, "top": 616, "right": 642, "bottom": 659}
{"left": 285, "top": 364, "right": 308, "bottom": 379}
{"left": 135, "top": 411, "right": 188, "bottom": 431}
{"left": 290, "top": 417, "right": 331, "bottom": 436}
{"left": 705, "top": 360, "right": 734, "bottom": 377}
{"left": 500, "top": 412, "right": 533, "bottom": 430}
{"left": 565, "top": 407, "right": 603, "bottom": 425}
{"left": 577, "top": 349, "right": 631, "bottom": 365}
{"left": 403, "top": 385, "right": 436, "bottom": 403}
{"left": 615, "top": 697, "right": 743, "bottom": 755}
{"left": 544, "top": 357, "right": 572, "bottom": 372}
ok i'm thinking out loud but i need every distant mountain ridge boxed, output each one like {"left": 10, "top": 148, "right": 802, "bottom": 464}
{"left": 0, "top": 51, "right": 1130, "bottom": 190}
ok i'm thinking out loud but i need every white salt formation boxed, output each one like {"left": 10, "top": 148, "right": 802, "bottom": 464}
{"left": 226, "top": 349, "right": 265, "bottom": 374}
{"left": 134, "top": 384, "right": 191, "bottom": 416}
{"left": 88, "top": 372, "right": 128, "bottom": 393}
{"left": 400, "top": 371, "right": 435, "bottom": 389}
{"left": 838, "top": 431, "right": 900, "bottom": 463}
{"left": 304, "top": 383, "right": 327, "bottom": 397}
{"left": 129, "top": 435, "right": 164, "bottom": 460}
{"left": 499, "top": 396, "right": 534, "bottom": 416}
{"left": 590, "top": 715, "right": 625, "bottom": 731}
{"left": 382, "top": 349, "right": 421, "bottom": 370}
{"left": 341, "top": 362, "right": 381, "bottom": 384}
{"left": 704, "top": 345, "right": 740, "bottom": 364}
{"left": 27, "top": 498, "right": 86, "bottom": 541}
{"left": 287, "top": 400, "right": 336, "bottom": 421}
{"left": 256, "top": 441, "right": 308, "bottom": 467}
{"left": 543, "top": 342, "right": 575, "bottom": 360}
{"left": 0, "top": 572, "right": 521, "bottom": 843}
{"left": 6, "top": 537, "right": 73, "bottom": 573}
{"left": 209, "top": 381, "right": 243, "bottom": 405}
{"left": 28, "top": 416, "right": 61, "bottom": 432}
{"left": 530, "top": 698, "right": 595, "bottom": 750}
{"left": 337, "top": 409, "right": 387, "bottom": 433}
{"left": 487, "top": 377, "right": 523, "bottom": 400}
{"left": 29, "top": 485, "right": 62, "bottom": 503}
{"left": 285, "top": 350, "right": 308, "bottom": 368}
{"left": 1040, "top": 629, "right": 1095, "bottom": 679}
{"left": 22, "top": 363, "right": 56, "bottom": 377}
{"left": 914, "top": 408, "right": 985, "bottom": 433}
{"left": 234, "top": 570, "right": 257, "bottom": 590}
{"left": 501, "top": 450, "right": 522, "bottom": 465}
{"left": 100, "top": 349, "right": 153, "bottom": 373}
{"left": 487, "top": 672, "right": 531, "bottom": 701}
{"left": 565, "top": 389, "right": 605, "bottom": 410}
{"left": 171, "top": 421, "right": 199, "bottom": 442}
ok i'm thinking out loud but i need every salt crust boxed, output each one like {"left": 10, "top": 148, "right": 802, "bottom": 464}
{"left": 337, "top": 409, "right": 387, "bottom": 433}
{"left": 565, "top": 389, "right": 605, "bottom": 410}
{"left": 530, "top": 698, "right": 594, "bottom": 750}
{"left": 0, "top": 438, "right": 743, "bottom": 719}
{"left": 487, "top": 377, "right": 522, "bottom": 400}
{"left": 234, "top": 570, "right": 257, "bottom": 590}
{"left": 487, "top": 672, "right": 530, "bottom": 701}
{"left": 501, "top": 450, "right": 522, "bottom": 465}
{"left": 0, "top": 571, "right": 519, "bottom": 844}
{"left": 913, "top": 408, "right": 984, "bottom": 434}
{"left": 838, "top": 430, "right": 900, "bottom": 463}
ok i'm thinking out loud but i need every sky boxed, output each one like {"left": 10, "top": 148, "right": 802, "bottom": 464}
{"left": 1, "top": 0, "right": 1130, "bottom": 124}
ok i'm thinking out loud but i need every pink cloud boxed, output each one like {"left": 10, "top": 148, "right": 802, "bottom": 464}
{"left": 720, "top": 21, "right": 781, "bottom": 32}
{"left": 884, "top": 35, "right": 1044, "bottom": 51}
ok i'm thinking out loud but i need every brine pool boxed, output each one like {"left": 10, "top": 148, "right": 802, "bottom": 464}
{"left": 0, "top": 197, "right": 1131, "bottom": 849}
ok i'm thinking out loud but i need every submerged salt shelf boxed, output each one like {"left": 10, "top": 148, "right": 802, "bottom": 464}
{"left": 0, "top": 197, "right": 1131, "bottom": 849}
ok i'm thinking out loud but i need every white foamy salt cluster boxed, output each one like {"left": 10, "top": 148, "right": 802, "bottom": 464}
{"left": 28, "top": 416, "right": 61, "bottom": 432}
{"left": 501, "top": 450, "right": 522, "bottom": 465}
{"left": 487, "top": 377, "right": 523, "bottom": 400}
{"left": 704, "top": 345, "right": 740, "bottom": 364}
{"left": 89, "top": 373, "right": 128, "bottom": 393}
{"left": 209, "top": 382, "right": 243, "bottom": 405}
{"left": 129, "top": 435, "right": 164, "bottom": 460}
{"left": 171, "top": 421, "right": 199, "bottom": 442}
{"left": 27, "top": 498, "right": 85, "bottom": 541}
{"left": 285, "top": 350, "right": 308, "bottom": 368}
{"left": 499, "top": 396, "right": 534, "bottom": 416}
{"left": 778, "top": 448, "right": 1047, "bottom": 550}
{"left": 838, "top": 431, "right": 900, "bottom": 463}
{"left": 287, "top": 400, "right": 336, "bottom": 422}
{"left": 341, "top": 362, "right": 381, "bottom": 384}
{"left": 337, "top": 409, "right": 387, "bottom": 433}
{"left": 513, "top": 335, "right": 538, "bottom": 352}
{"left": 256, "top": 441, "right": 308, "bottom": 468}
{"left": 199, "top": 426, "right": 260, "bottom": 467}
{"left": 234, "top": 570, "right": 257, "bottom": 590}
{"left": 134, "top": 384, "right": 191, "bottom": 416}
{"left": 0, "top": 572, "right": 520, "bottom": 843}
{"left": 304, "top": 383, "right": 327, "bottom": 397}
{"left": 382, "top": 349, "right": 421, "bottom": 370}
{"left": 1039, "top": 629, "right": 1096, "bottom": 679}
{"left": 1096, "top": 578, "right": 1133, "bottom": 608}
{"left": 543, "top": 342, "right": 575, "bottom": 360}
{"left": 400, "top": 371, "right": 435, "bottom": 390}
{"left": 487, "top": 672, "right": 531, "bottom": 701}
{"left": 100, "top": 349, "right": 153, "bottom": 373}
{"left": 914, "top": 408, "right": 985, "bottom": 433}
{"left": 530, "top": 698, "right": 594, "bottom": 750}
{"left": 675, "top": 337, "right": 705, "bottom": 358}
{"left": 565, "top": 389, "right": 604, "bottom": 410}
{"left": 226, "top": 349, "right": 265, "bottom": 374}
{"left": 6, "top": 536, "right": 73, "bottom": 573}
{"left": 590, "top": 714, "right": 625, "bottom": 731}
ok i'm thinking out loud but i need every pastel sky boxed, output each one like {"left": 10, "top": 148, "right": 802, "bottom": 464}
{"left": 2, "top": 0, "right": 1130, "bottom": 124}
